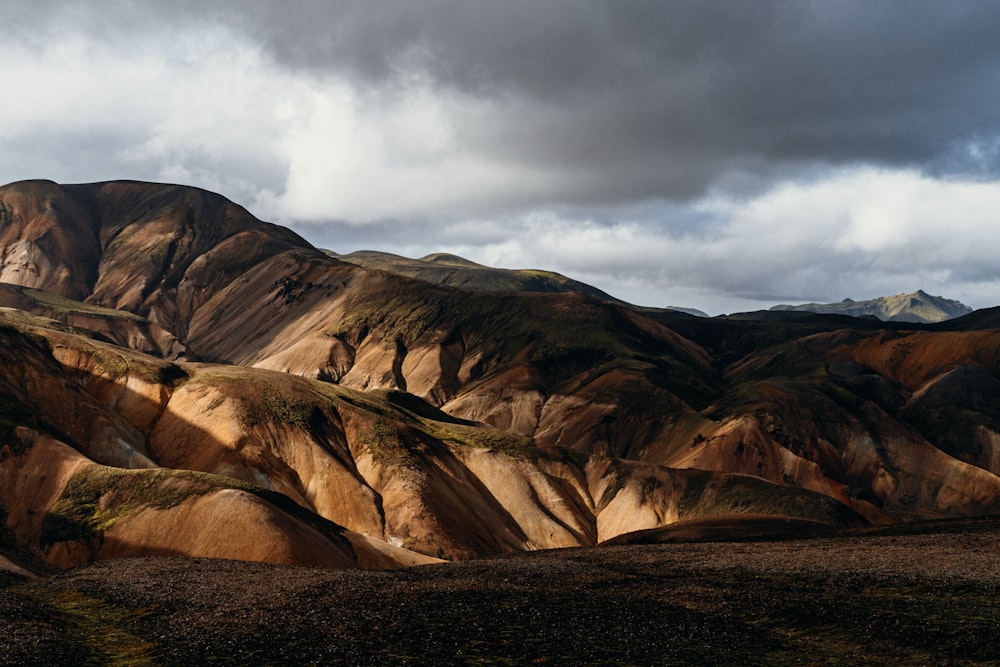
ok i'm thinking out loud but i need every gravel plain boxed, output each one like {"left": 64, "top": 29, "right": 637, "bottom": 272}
{"left": 2, "top": 518, "right": 999, "bottom": 665}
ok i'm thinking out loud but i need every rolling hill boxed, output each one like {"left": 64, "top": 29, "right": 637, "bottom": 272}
{"left": 331, "top": 249, "right": 623, "bottom": 302}
{"left": 1, "top": 179, "right": 999, "bottom": 575}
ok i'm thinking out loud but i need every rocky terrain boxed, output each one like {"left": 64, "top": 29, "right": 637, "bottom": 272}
{"left": 2, "top": 517, "right": 998, "bottom": 665}
{"left": 0, "top": 179, "right": 999, "bottom": 577}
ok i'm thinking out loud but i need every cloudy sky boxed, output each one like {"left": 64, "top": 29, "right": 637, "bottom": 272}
{"left": 3, "top": 1, "right": 1000, "bottom": 314}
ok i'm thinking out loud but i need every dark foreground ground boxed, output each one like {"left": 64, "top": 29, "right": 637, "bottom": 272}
{"left": 2, "top": 518, "right": 999, "bottom": 666}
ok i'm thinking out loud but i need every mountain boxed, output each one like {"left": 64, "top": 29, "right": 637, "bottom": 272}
{"left": 664, "top": 305, "right": 710, "bottom": 317}
{"left": 330, "top": 249, "right": 623, "bottom": 302}
{"left": 1, "top": 179, "right": 1000, "bottom": 576}
{"left": 769, "top": 290, "right": 973, "bottom": 323}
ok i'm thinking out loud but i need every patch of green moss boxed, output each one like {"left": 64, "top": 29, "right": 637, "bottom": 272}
{"left": 0, "top": 307, "right": 68, "bottom": 331}
{"left": 373, "top": 388, "right": 539, "bottom": 459}
{"left": 38, "top": 590, "right": 157, "bottom": 666}
{"left": 365, "top": 417, "right": 420, "bottom": 470}
{"left": 188, "top": 372, "right": 316, "bottom": 431}
{"left": 90, "top": 347, "right": 131, "bottom": 380}
{"left": 40, "top": 466, "right": 236, "bottom": 546}
{"left": 558, "top": 447, "right": 592, "bottom": 472}
{"left": 23, "top": 287, "right": 143, "bottom": 322}
{"left": 423, "top": 420, "right": 538, "bottom": 459}
{"left": 681, "top": 474, "right": 860, "bottom": 525}
{"left": 242, "top": 386, "right": 314, "bottom": 431}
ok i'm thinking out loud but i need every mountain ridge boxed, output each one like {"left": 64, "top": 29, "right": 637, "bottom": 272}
{"left": 329, "top": 248, "right": 623, "bottom": 302}
{"left": 1, "top": 179, "right": 999, "bottom": 575}
{"left": 769, "top": 290, "right": 973, "bottom": 323}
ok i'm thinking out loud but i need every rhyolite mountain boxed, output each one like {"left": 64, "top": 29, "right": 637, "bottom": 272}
{"left": 1, "top": 179, "right": 999, "bottom": 575}
{"left": 330, "top": 249, "right": 623, "bottom": 303}
{"left": 769, "top": 291, "right": 973, "bottom": 323}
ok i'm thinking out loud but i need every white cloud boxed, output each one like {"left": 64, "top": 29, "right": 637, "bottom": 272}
{"left": 2, "top": 4, "right": 1000, "bottom": 317}
{"left": 402, "top": 169, "right": 1000, "bottom": 314}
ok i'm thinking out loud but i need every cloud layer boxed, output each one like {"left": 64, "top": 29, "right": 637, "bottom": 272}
{"left": 2, "top": 1, "right": 1000, "bottom": 313}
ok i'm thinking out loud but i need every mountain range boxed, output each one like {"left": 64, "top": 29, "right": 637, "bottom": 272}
{"left": 769, "top": 291, "right": 973, "bottom": 323}
{"left": 1, "top": 179, "right": 999, "bottom": 576}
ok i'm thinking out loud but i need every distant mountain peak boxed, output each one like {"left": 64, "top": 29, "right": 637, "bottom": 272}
{"left": 770, "top": 290, "right": 972, "bottom": 323}
{"left": 665, "top": 306, "right": 710, "bottom": 318}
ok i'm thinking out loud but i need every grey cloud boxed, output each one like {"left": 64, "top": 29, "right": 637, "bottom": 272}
{"left": 5, "top": 1, "right": 1000, "bottom": 313}
{"left": 224, "top": 1, "right": 1000, "bottom": 191}
{"left": 9, "top": 1, "right": 1000, "bottom": 207}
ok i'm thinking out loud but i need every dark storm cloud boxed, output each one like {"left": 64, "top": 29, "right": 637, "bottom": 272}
{"left": 218, "top": 0, "right": 1000, "bottom": 196}
{"left": 4, "top": 1, "right": 1000, "bottom": 313}
{"left": 8, "top": 0, "right": 1000, "bottom": 205}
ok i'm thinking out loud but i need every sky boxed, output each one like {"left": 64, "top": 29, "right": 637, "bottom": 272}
{"left": 2, "top": 1, "right": 1000, "bottom": 315}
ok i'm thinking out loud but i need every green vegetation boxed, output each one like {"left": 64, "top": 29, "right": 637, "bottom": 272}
{"left": 35, "top": 590, "right": 157, "bottom": 666}
{"left": 421, "top": 419, "right": 537, "bottom": 459}
{"left": 0, "top": 307, "right": 67, "bottom": 331}
{"left": 40, "top": 466, "right": 238, "bottom": 546}
{"left": 319, "top": 383, "right": 539, "bottom": 460}
{"left": 70, "top": 341, "right": 186, "bottom": 385}
{"left": 678, "top": 472, "right": 860, "bottom": 525}
{"left": 325, "top": 283, "right": 720, "bottom": 418}
{"left": 22, "top": 287, "right": 143, "bottom": 322}
{"left": 752, "top": 576, "right": 1000, "bottom": 665}
{"left": 37, "top": 462, "right": 348, "bottom": 556}
{"left": 0, "top": 322, "right": 52, "bottom": 354}
{"left": 678, "top": 472, "right": 711, "bottom": 516}
{"left": 187, "top": 371, "right": 315, "bottom": 431}
{"left": 241, "top": 385, "right": 314, "bottom": 430}
{"left": 90, "top": 347, "right": 131, "bottom": 380}
{"left": 364, "top": 416, "right": 419, "bottom": 469}
{"left": 373, "top": 388, "right": 538, "bottom": 459}
{"left": 543, "top": 446, "right": 591, "bottom": 472}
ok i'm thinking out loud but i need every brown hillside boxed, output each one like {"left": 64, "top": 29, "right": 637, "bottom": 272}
{"left": 2, "top": 179, "right": 1000, "bottom": 572}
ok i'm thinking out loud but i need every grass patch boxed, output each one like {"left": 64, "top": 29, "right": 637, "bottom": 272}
{"left": 678, "top": 472, "right": 711, "bottom": 516}
{"left": 78, "top": 344, "right": 185, "bottom": 385}
{"left": 40, "top": 466, "right": 241, "bottom": 547}
{"left": 0, "top": 322, "right": 52, "bottom": 354}
{"left": 241, "top": 385, "right": 314, "bottom": 430}
{"left": 364, "top": 416, "right": 420, "bottom": 470}
{"left": 38, "top": 589, "right": 157, "bottom": 666}
{"left": 371, "top": 388, "right": 539, "bottom": 459}
{"left": 545, "top": 446, "right": 591, "bottom": 472}
{"left": 0, "top": 307, "right": 68, "bottom": 331}
{"left": 423, "top": 419, "right": 538, "bottom": 459}
{"left": 187, "top": 372, "right": 316, "bottom": 431}
{"left": 39, "top": 462, "right": 351, "bottom": 556}
{"left": 0, "top": 503, "right": 14, "bottom": 550}
{"left": 22, "top": 287, "right": 143, "bottom": 322}
{"left": 679, "top": 473, "right": 861, "bottom": 526}
{"left": 90, "top": 347, "right": 131, "bottom": 380}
